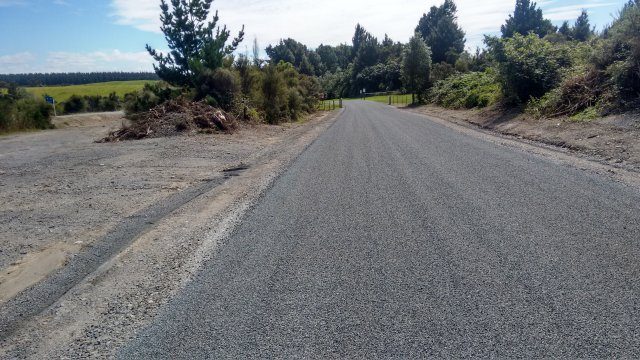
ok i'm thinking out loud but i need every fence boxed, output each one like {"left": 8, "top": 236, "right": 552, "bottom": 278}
{"left": 317, "top": 99, "right": 342, "bottom": 111}
{"left": 362, "top": 93, "right": 415, "bottom": 107}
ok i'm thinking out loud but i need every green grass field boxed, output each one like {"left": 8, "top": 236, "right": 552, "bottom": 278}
{"left": 26, "top": 80, "right": 154, "bottom": 102}
{"left": 321, "top": 94, "right": 415, "bottom": 107}
{"left": 364, "top": 94, "right": 414, "bottom": 107}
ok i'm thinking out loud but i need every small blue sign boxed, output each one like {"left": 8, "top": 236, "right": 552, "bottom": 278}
{"left": 44, "top": 95, "right": 54, "bottom": 104}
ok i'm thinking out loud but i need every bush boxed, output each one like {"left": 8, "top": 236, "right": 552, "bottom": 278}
{"left": 124, "top": 82, "right": 179, "bottom": 115}
{"left": 525, "top": 68, "right": 613, "bottom": 117}
{"left": 0, "top": 86, "right": 52, "bottom": 132}
{"left": 259, "top": 62, "right": 321, "bottom": 124}
{"left": 261, "top": 64, "right": 287, "bottom": 124}
{"left": 14, "top": 98, "right": 53, "bottom": 129}
{"left": 430, "top": 62, "right": 456, "bottom": 83}
{"left": 489, "top": 33, "right": 571, "bottom": 102}
{"left": 195, "top": 68, "right": 240, "bottom": 111}
{"left": 63, "top": 95, "right": 87, "bottom": 114}
{"left": 593, "top": 0, "right": 640, "bottom": 102}
{"left": 430, "top": 70, "right": 502, "bottom": 108}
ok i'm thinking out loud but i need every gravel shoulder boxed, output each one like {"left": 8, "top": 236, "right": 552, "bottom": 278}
{"left": 407, "top": 105, "right": 640, "bottom": 174}
{"left": 0, "top": 110, "right": 340, "bottom": 358}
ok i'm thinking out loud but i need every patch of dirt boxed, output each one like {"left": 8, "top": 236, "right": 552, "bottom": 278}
{"left": 0, "top": 242, "right": 79, "bottom": 303}
{"left": 52, "top": 111, "right": 127, "bottom": 129}
{"left": 101, "top": 100, "right": 235, "bottom": 141}
{"left": 410, "top": 105, "right": 640, "bottom": 172}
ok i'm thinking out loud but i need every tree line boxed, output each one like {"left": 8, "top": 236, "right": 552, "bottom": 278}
{"left": 0, "top": 72, "right": 159, "bottom": 87}
{"left": 263, "top": 0, "right": 638, "bottom": 119}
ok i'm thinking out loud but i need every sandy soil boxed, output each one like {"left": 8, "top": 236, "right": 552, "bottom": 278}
{"left": 409, "top": 105, "right": 640, "bottom": 173}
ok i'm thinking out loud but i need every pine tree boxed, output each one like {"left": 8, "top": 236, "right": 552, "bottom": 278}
{"left": 415, "top": 0, "right": 465, "bottom": 64}
{"left": 402, "top": 34, "right": 432, "bottom": 103}
{"left": 501, "top": 0, "right": 556, "bottom": 38}
{"left": 351, "top": 24, "right": 369, "bottom": 61}
{"left": 146, "top": 0, "right": 244, "bottom": 88}
{"left": 572, "top": 11, "right": 593, "bottom": 42}
{"left": 558, "top": 21, "right": 571, "bottom": 38}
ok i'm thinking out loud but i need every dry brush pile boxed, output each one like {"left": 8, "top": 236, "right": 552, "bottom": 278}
{"left": 101, "top": 99, "right": 236, "bottom": 142}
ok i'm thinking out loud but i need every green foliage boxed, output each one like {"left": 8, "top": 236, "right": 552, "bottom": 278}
{"left": 402, "top": 34, "right": 432, "bottom": 102}
{"left": 261, "top": 64, "right": 287, "bottom": 124}
{"left": 570, "top": 106, "right": 601, "bottom": 122}
{"left": 572, "top": 11, "right": 594, "bottom": 42}
{"left": 124, "top": 82, "right": 180, "bottom": 115}
{"left": 146, "top": 0, "right": 244, "bottom": 88}
{"left": 194, "top": 68, "right": 240, "bottom": 110}
{"left": 430, "top": 70, "right": 502, "bottom": 108}
{"left": 593, "top": 0, "right": 640, "bottom": 101}
{"left": 0, "top": 83, "right": 52, "bottom": 132}
{"left": 430, "top": 62, "right": 456, "bottom": 83}
{"left": 266, "top": 38, "right": 317, "bottom": 75}
{"left": 415, "top": 0, "right": 466, "bottom": 64}
{"left": 501, "top": 0, "right": 556, "bottom": 38}
{"left": 488, "top": 33, "right": 570, "bottom": 102}
{"left": 63, "top": 95, "right": 87, "bottom": 113}
{"left": 528, "top": 1, "right": 640, "bottom": 118}
{"left": 258, "top": 62, "right": 319, "bottom": 124}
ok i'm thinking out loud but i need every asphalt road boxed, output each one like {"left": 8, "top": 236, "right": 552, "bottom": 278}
{"left": 120, "top": 101, "right": 640, "bottom": 358}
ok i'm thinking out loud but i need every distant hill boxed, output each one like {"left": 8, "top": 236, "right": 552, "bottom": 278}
{"left": 0, "top": 72, "right": 159, "bottom": 87}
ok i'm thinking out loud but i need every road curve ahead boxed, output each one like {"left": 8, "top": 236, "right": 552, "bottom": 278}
{"left": 120, "top": 101, "right": 640, "bottom": 358}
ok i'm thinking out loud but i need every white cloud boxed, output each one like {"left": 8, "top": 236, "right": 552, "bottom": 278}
{"left": 45, "top": 50, "right": 154, "bottom": 72}
{"left": 0, "top": 50, "right": 154, "bottom": 74}
{"left": 109, "top": 0, "right": 618, "bottom": 51}
{"left": 0, "top": 52, "right": 36, "bottom": 73}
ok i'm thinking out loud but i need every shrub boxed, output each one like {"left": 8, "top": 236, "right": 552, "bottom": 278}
{"left": 63, "top": 95, "right": 87, "bottom": 114}
{"left": 14, "top": 98, "right": 53, "bottom": 129}
{"left": 430, "top": 62, "right": 456, "bottom": 83}
{"left": 124, "top": 82, "right": 179, "bottom": 115}
{"left": 430, "top": 70, "right": 502, "bottom": 109}
{"left": 525, "top": 68, "right": 613, "bottom": 117}
{"left": 0, "top": 86, "right": 52, "bottom": 132}
{"left": 261, "top": 64, "right": 287, "bottom": 124}
{"left": 260, "top": 62, "right": 321, "bottom": 124}
{"left": 593, "top": 0, "right": 640, "bottom": 102}
{"left": 194, "top": 68, "right": 240, "bottom": 111}
{"left": 488, "top": 33, "right": 571, "bottom": 102}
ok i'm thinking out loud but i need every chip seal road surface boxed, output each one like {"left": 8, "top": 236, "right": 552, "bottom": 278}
{"left": 119, "top": 101, "right": 640, "bottom": 358}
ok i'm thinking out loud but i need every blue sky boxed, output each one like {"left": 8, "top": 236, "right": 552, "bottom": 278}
{"left": 0, "top": 0, "right": 630, "bottom": 73}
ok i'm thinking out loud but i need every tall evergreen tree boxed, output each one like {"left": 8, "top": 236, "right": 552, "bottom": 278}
{"left": 316, "top": 45, "right": 339, "bottom": 72}
{"left": 146, "top": 0, "right": 244, "bottom": 88}
{"left": 351, "top": 24, "right": 368, "bottom": 60}
{"left": 501, "top": 0, "right": 555, "bottom": 38}
{"left": 252, "top": 37, "right": 261, "bottom": 67}
{"left": 402, "top": 34, "right": 432, "bottom": 103}
{"left": 415, "top": 0, "right": 465, "bottom": 64}
{"left": 572, "top": 10, "right": 593, "bottom": 42}
{"left": 558, "top": 21, "right": 571, "bottom": 38}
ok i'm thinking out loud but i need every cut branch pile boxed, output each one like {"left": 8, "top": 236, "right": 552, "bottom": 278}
{"left": 101, "top": 99, "right": 236, "bottom": 142}
{"left": 548, "top": 70, "right": 608, "bottom": 117}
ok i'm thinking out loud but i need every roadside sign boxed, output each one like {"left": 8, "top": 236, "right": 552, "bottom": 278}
{"left": 44, "top": 95, "right": 57, "bottom": 116}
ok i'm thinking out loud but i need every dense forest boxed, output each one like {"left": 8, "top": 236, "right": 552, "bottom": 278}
{"left": 265, "top": 0, "right": 640, "bottom": 119}
{"left": 0, "top": 72, "right": 159, "bottom": 86}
